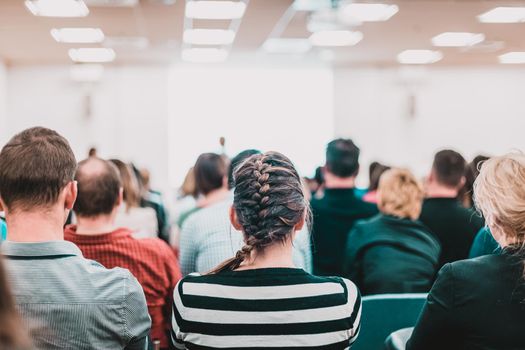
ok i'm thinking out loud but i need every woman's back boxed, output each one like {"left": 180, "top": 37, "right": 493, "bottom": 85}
{"left": 172, "top": 268, "right": 361, "bottom": 349}
{"left": 407, "top": 250, "right": 525, "bottom": 350}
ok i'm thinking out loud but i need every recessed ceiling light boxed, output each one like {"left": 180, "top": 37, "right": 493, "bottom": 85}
{"left": 293, "top": 0, "right": 332, "bottom": 12}
{"left": 51, "top": 28, "right": 104, "bottom": 43}
{"left": 70, "top": 64, "right": 104, "bottom": 82}
{"left": 182, "top": 48, "right": 228, "bottom": 63}
{"left": 397, "top": 50, "right": 443, "bottom": 64}
{"left": 431, "top": 32, "right": 485, "bottom": 47}
{"left": 339, "top": 3, "right": 399, "bottom": 23}
{"left": 309, "top": 30, "right": 363, "bottom": 47}
{"left": 183, "top": 29, "right": 236, "bottom": 46}
{"left": 25, "top": 0, "right": 89, "bottom": 17}
{"left": 185, "top": 1, "right": 246, "bottom": 20}
{"left": 68, "top": 48, "right": 116, "bottom": 63}
{"left": 499, "top": 52, "right": 525, "bottom": 64}
{"left": 262, "top": 38, "right": 312, "bottom": 54}
{"left": 478, "top": 7, "right": 525, "bottom": 23}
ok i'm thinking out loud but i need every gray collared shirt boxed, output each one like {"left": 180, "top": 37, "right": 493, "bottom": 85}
{"left": 2, "top": 240, "right": 151, "bottom": 350}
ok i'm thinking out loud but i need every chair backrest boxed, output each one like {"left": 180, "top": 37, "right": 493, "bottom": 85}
{"left": 351, "top": 293, "right": 427, "bottom": 350}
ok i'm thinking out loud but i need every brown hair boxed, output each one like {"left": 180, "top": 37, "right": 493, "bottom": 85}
{"left": 378, "top": 168, "right": 424, "bottom": 220}
{"left": 0, "top": 256, "right": 32, "bottom": 349}
{"left": 368, "top": 162, "right": 391, "bottom": 192}
{"left": 194, "top": 153, "right": 227, "bottom": 196}
{"left": 432, "top": 149, "right": 466, "bottom": 188}
{"left": 74, "top": 158, "right": 122, "bottom": 218}
{"left": 326, "top": 138, "right": 360, "bottom": 178}
{"left": 211, "top": 152, "right": 308, "bottom": 273}
{"left": 109, "top": 159, "right": 140, "bottom": 211}
{"left": 0, "top": 127, "right": 77, "bottom": 212}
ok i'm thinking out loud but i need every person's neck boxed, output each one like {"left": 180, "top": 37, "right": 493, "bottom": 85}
{"left": 324, "top": 174, "right": 356, "bottom": 189}
{"left": 198, "top": 187, "right": 230, "bottom": 208}
{"left": 238, "top": 241, "right": 295, "bottom": 270}
{"left": 6, "top": 210, "right": 66, "bottom": 242}
{"left": 425, "top": 182, "right": 458, "bottom": 199}
{"left": 76, "top": 213, "right": 117, "bottom": 235}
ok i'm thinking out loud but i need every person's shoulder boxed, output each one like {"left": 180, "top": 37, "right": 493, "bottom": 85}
{"left": 443, "top": 254, "right": 508, "bottom": 286}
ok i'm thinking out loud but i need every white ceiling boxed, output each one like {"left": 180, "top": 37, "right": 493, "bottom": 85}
{"left": 1, "top": 0, "right": 525, "bottom": 66}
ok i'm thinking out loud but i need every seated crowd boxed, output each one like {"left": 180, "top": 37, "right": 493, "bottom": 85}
{"left": 0, "top": 126, "right": 522, "bottom": 350}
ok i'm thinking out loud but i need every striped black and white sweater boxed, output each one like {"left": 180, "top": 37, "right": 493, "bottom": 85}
{"left": 172, "top": 267, "right": 361, "bottom": 349}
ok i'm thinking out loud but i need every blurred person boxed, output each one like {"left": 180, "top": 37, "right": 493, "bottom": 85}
{"left": 459, "top": 155, "right": 490, "bottom": 208}
{"left": 344, "top": 169, "right": 440, "bottom": 295}
{"left": 0, "top": 217, "right": 6, "bottom": 241}
{"left": 419, "top": 150, "right": 484, "bottom": 268}
{"left": 137, "top": 167, "right": 170, "bottom": 243}
{"left": 0, "top": 127, "right": 150, "bottom": 349}
{"left": 311, "top": 139, "right": 378, "bottom": 276}
{"left": 362, "top": 162, "right": 391, "bottom": 203}
{"left": 111, "top": 159, "right": 158, "bottom": 239}
{"left": 171, "top": 167, "right": 197, "bottom": 226}
{"left": 0, "top": 255, "right": 32, "bottom": 350}
{"left": 88, "top": 147, "right": 97, "bottom": 158}
{"left": 407, "top": 153, "right": 525, "bottom": 350}
{"left": 65, "top": 157, "right": 181, "bottom": 349}
{"left": 179, "top": 150, "right": 312, "bottom": 276}
{"left": 172, "top": 152, "right": 361, "bottom": 349}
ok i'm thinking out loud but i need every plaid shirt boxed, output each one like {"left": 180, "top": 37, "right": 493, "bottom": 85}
{"left": 65, "top": 225, "right": 181, "bottom": 348}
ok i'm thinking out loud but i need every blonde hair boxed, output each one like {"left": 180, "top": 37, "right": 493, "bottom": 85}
{"left": 378, "top": 168, "right": 424, "bottom": 220}
{"left": 474, "top": 153, "right": 525, "bottom": 246}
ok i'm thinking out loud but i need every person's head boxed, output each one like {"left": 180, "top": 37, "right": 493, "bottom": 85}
{"left": 325, "top": 138, "right": 360, "bottom": 179}
{"left": 139, "top": 168, "right": 151, "bottom": 191}
{"left": 0, "top": 256, "right": 31, "bottom": 348}
{"left": 88, "top": 147, "right": 97, "bottom": 158}
{"left": 73, "top": 158, "right": 122, "bottom": 220}
{"left": 368, "top": 162, "right": 391, "bottom": 192}
{"left": 0, "top": 127, "right": 77, "bottom": 222}
{"left": 228, "top": 149, "right": 261, "bottom": 189}
{"left": 474, "top": 153, "right": 525, "bottom": 248}
{"left": 459, "top": 155, "right": 490, "bottom": 208}
{"left": 378, "top": 169, "right": 424, "bottom": 220}
{"left": 471, "top": 155, "right": 490, "bottom": 180}
{"left": 109, "top": 159, "right": 140, "bottom": 211}
{"left": 194, "top": 153, "right": 228, "bottom": 196}
{"left": 180, "top": 167, "right": 196, "bottom": 198}
{"left": 211, "top": 152, "right": 308, "bottom": 273}
{"left": 429, "top": 149, "right": 467, "bottom": 190}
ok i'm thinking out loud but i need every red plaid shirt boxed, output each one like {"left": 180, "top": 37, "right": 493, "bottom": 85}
{"left": 65, "top": 225, "right": 181, "bottom": 348}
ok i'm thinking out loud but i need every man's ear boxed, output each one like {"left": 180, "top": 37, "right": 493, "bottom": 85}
{"left": 458, "top": 176, "right": 466, "bottom": 189}
{"left": 229, "top": 206, "right": 243, "bottom": 231}
{"left": 294, "top": 210, "right": 306, "bottom": 232}
{"left": 65, "top": 181, "right": 78, "bottom": 210}
{"left": 116, "top": 187, "right": 124, "bottom": 207}
{"left": 0, "top": 197, "right": 4, "bottom": 212}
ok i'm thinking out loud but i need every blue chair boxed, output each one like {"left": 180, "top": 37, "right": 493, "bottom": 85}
{"left": 351, "top": 293, "right": 427, "bottom": 350}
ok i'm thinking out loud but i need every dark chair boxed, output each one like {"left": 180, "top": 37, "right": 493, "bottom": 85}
{"left": 351, "top": 293, "right": 426, "bottom": 350}
{"left": 384, "top": 327, "right": 414, "bottom": 350}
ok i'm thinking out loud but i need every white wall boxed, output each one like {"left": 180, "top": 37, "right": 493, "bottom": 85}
{"left": 334, "top": 67, "right": 525, "bottom": 184}
{"left": 6, "top": 65, "right": 170, "bottom": 192}
{"left": 0, "top": 60, "right": 7, "bottom": 144}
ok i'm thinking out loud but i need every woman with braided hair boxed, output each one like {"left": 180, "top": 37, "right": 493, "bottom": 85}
{"left": 172, "top": 152, "right": 361, "bottom": 349}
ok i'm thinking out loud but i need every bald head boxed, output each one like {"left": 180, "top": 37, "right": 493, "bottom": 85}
{"left": 73, "top": 158, "right": 122, "bottom": 218}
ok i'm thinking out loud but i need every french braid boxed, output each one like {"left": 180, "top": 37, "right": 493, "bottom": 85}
{"left": 211, "top": 152, "right": 308, "bottom": 273}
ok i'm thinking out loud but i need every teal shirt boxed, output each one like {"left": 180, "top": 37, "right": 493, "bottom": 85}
{"left": 0, "top": 220, "right": 6, "bottom": 241}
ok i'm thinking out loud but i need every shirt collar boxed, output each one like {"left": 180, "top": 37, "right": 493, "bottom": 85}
{"left": 64, "top": 225, "right": 132, "bottom": 245}
{"left": 1, "top": 240, "right": 83, "bottom": 258}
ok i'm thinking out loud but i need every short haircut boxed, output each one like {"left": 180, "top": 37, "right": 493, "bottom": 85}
{"left": 109, "top": 159, "right": 141, "bottom": 209}
{"left": 0, "top": 127, "right": 76, "bottom": 211}
{"left": 228, "top": 149, "right": 261, "bottom": 189}
{"left": 378, "top": 168, "right": 424, "bottom": 220}
{"left": 325, "top": 138, "right": 360, "bottom": 178}
{"left": 74, "top": 158, "right": 122, "bottom": 217}
{"left": 368, "top": 163, "right": 391, "bottom": 191}
{"left": 194, "top": 153, "right": 227, "bottom": 195}
{"left": 432, "top": 149, "right": 467, "bottom": 188}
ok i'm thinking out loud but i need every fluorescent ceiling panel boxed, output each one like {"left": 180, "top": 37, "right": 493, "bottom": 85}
{"left": 339, "top": 3, "right": 399, "bottom": 22}
{"left": 51, "top": 28, "right": 105, "bottom": 43}
{"left": 499, "top": 52, "right": 525, "bottom": 64}
{"left": 68, "top": 48, "right": 116, "bottom": 63}
{"left": 431, "top": 32, "right": 485, "bottom": 47}
{"left": 397, "top": 49, "right": 443, "bottom": 64}
{"left": 25, "top": 0, "right": 89, "bottom": 17}
{"left": 478, "top": 7, "right": 525, "bottom": 23}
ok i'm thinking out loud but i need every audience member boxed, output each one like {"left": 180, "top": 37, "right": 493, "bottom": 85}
{"left": 0, "top": 255, "right": 32, "bottom": 349}
{"left": 64, "top": 157, "right": 181, "bottom": 349}
{"left": 0, "top": 127, "right": 150, "bottom": 349}
{"left": 227, "top": 149, "right": 260, "bottom": 189}
{"left": 311, "top": 139, "right": 378, "bottom": 276}
{"left": 407, "top": 153, "right": 525, "bottom": 350}
{"left": 171, "top": 167, "right": 197, "bottom": 236}
{"left": 179, "top": 150, "right": 311, "bottom": 275}
{"left": 0, "top": 217, "right": 6, "bottom": 241}
{"left": 178, "top": 153, "right": 234, "bottom": 274}
{"left": 459, "top": 154, "right": 490, "bottom": 208}
{"left": 363, "top": 162, "right": 390, "bottom": 203}
{"left": 137, "top": 167, "right": 170, "bottom": 242}
{"left": 111, "top": 159, "right": 159, "bottom": 239}
{"left": 469, "top": 227, "right": 500, "bottom": 258}
{"left": 88, "top": 146, "right": 97, "bottom": 158}
{"left": 344, "top": 169, "right": 440, "bottom": 295}
{"left": 419, "top": 150, "right": 484, "bottom": 268}
{"left": 172, "top": 152, "right": 361, "bottom": 349}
